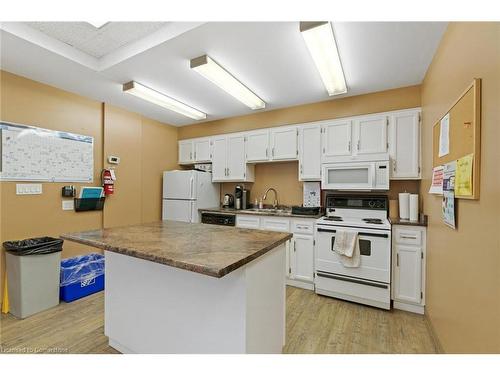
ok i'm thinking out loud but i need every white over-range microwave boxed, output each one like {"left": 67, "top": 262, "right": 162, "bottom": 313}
{"left": 321, "top": 160, "right": 390, "bottom": 190}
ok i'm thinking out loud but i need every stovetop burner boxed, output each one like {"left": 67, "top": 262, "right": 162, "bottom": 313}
{"left": 362, "top": 218, "right": 383, "bottom": 224}
{"left": 324, "top": 216, "right": 343, "bottom": 221}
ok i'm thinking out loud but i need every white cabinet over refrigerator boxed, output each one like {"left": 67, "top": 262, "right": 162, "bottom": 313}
{"left": 162, "top": 170, "right": 220, "bottom": 223}
{"left": 389, "top": 109, "right": 421, "bottom": 179}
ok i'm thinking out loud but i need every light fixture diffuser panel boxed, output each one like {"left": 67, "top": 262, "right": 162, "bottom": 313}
{"left": 301, "top": 22, "right": 347, "bottom": 96}
{"left": 123, "top": 81, "right": 206, "bottom": 120}
{"left": 191, "top": 55, "right": 266, "bottom": 110}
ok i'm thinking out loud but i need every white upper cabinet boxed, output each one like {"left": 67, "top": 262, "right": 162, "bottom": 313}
{"left": 245, "top": 129, "right": 270, "bottom": 162}
{"left": 211, "top": 136, "right": 227, "bottom": 181}
{"left": 211, "top": 134, "right": 254, "bottom": 182}
{"left": 227, "top": 134, "right": 247, "bottom": 180}
{"left": 178, "top": 140, "right": 194, "bottom": 165}
{"left": 389, "top": 109, "right": 421, "bottom": 179}
{"left": 354, "top": 114, "right": 388, "bottom": 156}
{"left": 298, "top": 124, "right": 321, "bottom": 181}
{"left": 321, "top": 119, "right": 352, "bottom": 163}
{"left": 193, "top": 137, "right": 211, "bottom": 163}
{"left": 270, "top": 126, "right": 298, "bottom": 160}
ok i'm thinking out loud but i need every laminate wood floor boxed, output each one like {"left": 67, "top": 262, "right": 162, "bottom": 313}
{"left": 0, "top": 286, "right": 437, "bottom": 354}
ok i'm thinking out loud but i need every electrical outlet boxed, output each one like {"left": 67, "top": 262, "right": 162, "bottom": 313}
{"left": 62, "top": 200, "right": 74, "bottom": 211}
{"left": 16, "top": 184, "right": 42, "bottom": 195}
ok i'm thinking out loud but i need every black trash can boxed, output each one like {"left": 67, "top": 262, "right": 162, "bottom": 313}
{"left": 4, "top": 237, "right": 63, "bottom": 319}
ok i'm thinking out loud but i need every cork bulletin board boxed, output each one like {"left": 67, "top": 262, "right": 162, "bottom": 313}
{"left": 432, "top": 78, "right": 481, "bottom": 199}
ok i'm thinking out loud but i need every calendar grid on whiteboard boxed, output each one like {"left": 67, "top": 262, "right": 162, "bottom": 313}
{"left": 0, "top": 121, "right": 94, "bottom": 182}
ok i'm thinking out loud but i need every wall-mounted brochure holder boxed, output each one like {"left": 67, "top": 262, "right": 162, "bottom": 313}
{"left": 74, "top": 197, "right": 105, "bottom": 212}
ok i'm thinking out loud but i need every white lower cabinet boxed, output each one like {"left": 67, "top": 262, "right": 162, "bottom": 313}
{"left": 392, "top": 225, "right": 426, "bottom": 314}
{"left": 236, "top": 215, "right": 316, "bottom": 290}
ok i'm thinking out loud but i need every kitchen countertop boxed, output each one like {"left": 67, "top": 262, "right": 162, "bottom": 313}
{"left": 389, "top": 215, "right": 428, "bottom": 227}
{"left": 61, "top": 220, "right": 292, "bottom": 278}
{"left": 199, "top": 207, "right": 323, "bottom": 219}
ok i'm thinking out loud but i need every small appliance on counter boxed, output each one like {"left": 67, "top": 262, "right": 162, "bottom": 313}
{"left": 234, "top": 185, "right": 251, "bottom": 210}
{"left": 222, "top": 193, "right": 234, "bottom": 208}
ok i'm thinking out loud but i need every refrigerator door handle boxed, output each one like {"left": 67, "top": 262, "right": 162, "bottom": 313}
{"left": 189, "top": 176, "right": 194, "bottom": 199}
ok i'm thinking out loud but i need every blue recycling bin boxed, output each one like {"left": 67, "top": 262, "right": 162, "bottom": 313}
{"left": 60, "top": 253, "right": 105, "bottom": 302}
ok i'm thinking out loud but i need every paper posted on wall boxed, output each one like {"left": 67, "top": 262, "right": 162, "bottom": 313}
{"left": 442, "top": 161, "right": 456, "bottom": 229}
{"left": 438, "top": 113, "right": 450, "bottom": 157}
{"left": 303, "top": 182, "right": 321, "bottom": 207}
{"left": 455, "top": 153, "right": 474, "bottom": 196}
{"left": 428, "top": 165, "right": 444, "bottom": 194}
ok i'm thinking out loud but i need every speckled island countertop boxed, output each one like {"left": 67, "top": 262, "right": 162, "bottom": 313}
{"left": 61, "top": 221, "right": 292, "bottom": 278}
{"left": 200, "top": 207, "right": 323, "bottom": 219}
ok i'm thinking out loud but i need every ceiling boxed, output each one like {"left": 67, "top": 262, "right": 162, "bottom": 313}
{"left": 0, "top": 22, "right": 447, "bottom": 126}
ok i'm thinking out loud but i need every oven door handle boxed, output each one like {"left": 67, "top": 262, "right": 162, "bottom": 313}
{"left": 317, "top": 228, "right": 337, "bottom": 233}
{"left": 318, "top": 228, "right": 388, "bottom": 238}
{"left": 358, "top": 232, "right": 389, "bottom": 238}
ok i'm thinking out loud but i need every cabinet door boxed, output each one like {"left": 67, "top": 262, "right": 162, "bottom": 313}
{"left": 211, "top": 136, "right": 227, "bottom": 181}
{"left": 354, "top": 115, "right": 388, "bottom": 155}
{"left": 299, "top": 125, "right": 321, "bottom": 181}
{"left": 394, "top": 244, "right": 422, "bottom": 304}
{"left": 193, "top": 138, "right": 211, "bottom": 163}
{"left": 270, "top": 126, "right": 298, "bottom": 160}
{"left": 291, "top": 234, "right": 314, "bottom": 283}
{"left": 226, "top": 134, "right": 246, "bottom": 180}
{"left": 389, "top": 111, "right": 420, "bottom": 179}
{"left": 246, "top": 129, "right": 270, "bottom": 162}
{"left": 322, "top": 120, "right": 352, "bottom": 159}
{"left": 178, "top": 140, "right": 193, "bottom": 164}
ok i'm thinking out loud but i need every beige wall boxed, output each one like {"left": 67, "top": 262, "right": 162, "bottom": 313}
{"left": 180, "top": 85, "right": 422, "bottom": 206}
{"left": 0, "top": 71, "right": 178, "bottom": 303}
{"left": 420, "top": 22, "right": 500, "bottom": 353}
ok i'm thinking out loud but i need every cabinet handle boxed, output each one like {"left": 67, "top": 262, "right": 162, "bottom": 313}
{"left": 400, "top": 235, "right": 417, "bottom": 240}
{"left": 348, "top": 141, "right": 351, "bottom": 152}
{"left": 396, "top": 253, "right": 399, "bottom": 267}
{"left": 393, "top": 160, "right": 397, "bottom": 172}
{"left": 357, "top": 140, "right": 360, "bottom": 150}
{"left": 300, "top": 164, "right": 303, "bottom": 175}
{"left": 293, "top": 240, "right": 296, "bottom": 252}
{"left": 266, "top": 148, "right": 268, "bottom": 158}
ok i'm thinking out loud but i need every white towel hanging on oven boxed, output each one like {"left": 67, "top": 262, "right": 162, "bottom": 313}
{"left": 332, "top": 229, "right": 361, "bottom": 268}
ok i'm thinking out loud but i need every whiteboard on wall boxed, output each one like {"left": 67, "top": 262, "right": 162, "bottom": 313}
{"left": 0, "top": 121, "right": 94, "bottom": 182}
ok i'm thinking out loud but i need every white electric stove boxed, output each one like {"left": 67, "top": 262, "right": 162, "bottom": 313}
{"left": 315, "top": 195, "right": 392, "bottom": 310}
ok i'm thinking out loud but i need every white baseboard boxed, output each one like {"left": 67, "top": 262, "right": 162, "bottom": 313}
{"left": 286, "top": 278, "right": 314, "bottom": 290}
{"left": 393, "top": 300, "right": 425, "bottom": 314}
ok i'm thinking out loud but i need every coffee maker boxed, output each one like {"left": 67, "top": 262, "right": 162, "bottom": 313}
{"left": 234, "top": 185, "right": 250, "bottom": 210}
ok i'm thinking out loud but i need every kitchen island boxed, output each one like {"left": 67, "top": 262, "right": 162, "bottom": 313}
{"left": 62, "top": 221, "right": 292, "bottom": 354}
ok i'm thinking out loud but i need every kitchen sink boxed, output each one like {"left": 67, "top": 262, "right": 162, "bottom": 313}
{"left": 240, "top": 207, "right": 292, "bottom": 215}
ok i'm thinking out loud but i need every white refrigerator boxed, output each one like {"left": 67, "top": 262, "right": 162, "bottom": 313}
{"left": 162, "top": 170, "right": 220, "bottom": 223}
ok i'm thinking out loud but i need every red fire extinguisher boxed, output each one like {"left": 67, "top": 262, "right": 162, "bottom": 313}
{"left": 101, "top": 168, "right": 116, "bottom": 196}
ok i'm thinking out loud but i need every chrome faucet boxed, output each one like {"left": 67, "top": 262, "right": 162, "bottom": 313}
{"left": 262, "top": 188, "right": 279, "bottom": 209}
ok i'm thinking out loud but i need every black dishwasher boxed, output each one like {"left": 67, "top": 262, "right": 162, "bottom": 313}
{"left": 201, "top": 212, "right": 236, "bottom": 226}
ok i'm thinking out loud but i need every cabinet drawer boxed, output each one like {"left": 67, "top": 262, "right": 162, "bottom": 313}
{"left": 261, "top": 217, "right": 290, "bottom": 232}
{"left": 236, "top": 215, "right": 260, "bottom": 229}
{"left": 395, "top": 228, "right": 422, "bottom": 245}
{"left": 292, "top": 220, "right": 314, "bottom": 235}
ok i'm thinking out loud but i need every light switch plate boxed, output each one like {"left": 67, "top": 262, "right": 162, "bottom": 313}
{"left": 62, "top": 200, "right": 74, "bottom": 211}
{"left": 16, "top": 183, "right": 43, "bottom": 195}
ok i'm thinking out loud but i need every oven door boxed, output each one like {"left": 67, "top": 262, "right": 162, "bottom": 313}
{"left": 315, "top": 225, "right": 391, "bottom": 283}
{"left": 321, "top": 162, "right": 375, "bottom": 190}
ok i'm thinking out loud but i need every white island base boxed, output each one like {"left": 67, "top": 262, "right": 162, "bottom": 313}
{"left": 104, "top": 244, "right": 286, "bottom": 354}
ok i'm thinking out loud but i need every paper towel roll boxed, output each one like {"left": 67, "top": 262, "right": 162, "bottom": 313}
{"left": 399, "top": 193, "right": 410, "bottom": 220}
{"left": 410, "top": 194, "right": 419, "bottom": 222}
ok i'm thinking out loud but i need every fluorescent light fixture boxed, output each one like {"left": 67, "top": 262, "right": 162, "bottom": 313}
{"left": 300, "top": 21, "right": 347, "bottom": 96}
{"left": 123, "top": 81, "right": 206, "bottom": 120}
{"left": 87, "top": 21, "right": 109, "bottom": 29}
{"left": 190, "top": 55, "right": 265, "bottom": 110}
